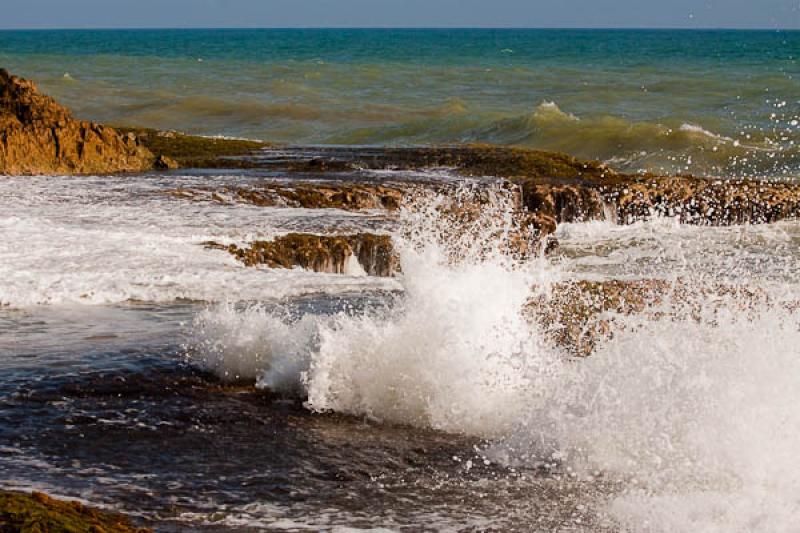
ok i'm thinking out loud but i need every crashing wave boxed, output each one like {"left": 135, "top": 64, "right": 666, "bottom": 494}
{"left": 189, "top": 183, "right": 800, "bottom": 532}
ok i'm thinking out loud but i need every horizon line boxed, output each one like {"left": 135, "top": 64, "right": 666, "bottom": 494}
{"left": 0, "top": 26, "right": 798, "bottom": 32}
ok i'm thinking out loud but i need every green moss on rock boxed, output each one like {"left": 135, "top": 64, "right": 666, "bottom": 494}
{"left": 0, "top": 490, "right": 150, "bottom": 533}
{"left": 115, "top": 126, "right": 269, "bottom": 168}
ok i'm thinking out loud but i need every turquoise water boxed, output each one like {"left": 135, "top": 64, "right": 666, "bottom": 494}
{"left": 1, "top": 29, "right": 799, "bottom": 176}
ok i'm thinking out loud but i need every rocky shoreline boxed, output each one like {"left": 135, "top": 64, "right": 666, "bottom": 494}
{"left": 4, "top": 66, "right": 799, "bottom": 343}
{"left": 0, "top": 70, "right": 153, "bottom": 175}
{"left": 3, "top": 68, "right": 800, "bottom": 528}
{"left": 3, "top": 67, "right": 799, "bottom": 236}
{"left": 3, "top": 66, "right": 799, "bottom": 343}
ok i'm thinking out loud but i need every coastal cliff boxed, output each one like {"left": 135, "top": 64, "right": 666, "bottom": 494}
{"left": 0, "top": 69, "right": 154, "bottom": 175}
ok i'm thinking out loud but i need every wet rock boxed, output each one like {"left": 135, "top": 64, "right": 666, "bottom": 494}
{"left": 531, "top": 279, "right": 774, "bottom": 356}
{"left": 220, "top": 144, "right": 800, "bottom": 228}
{"left": 511, "top": 175, "right": 800, "bottom": 227}
{"left": 208, "top": 233, "right": 398, "bottom": 277}
{"left": 599, "top": 177, "right": 800, "bottom": 225}
{"left": 531, "top": 279, "right": 671, "bottom": 356}
{"left": 139, "top": 142, "right": 615, "bottom": 179}
{"left": 516, "top": 181, "right": 608, "bottom": 223}
{"left": 116, "top": 126, "right": 269, "bottom": 169}
{"left": 275, "top": 144, "right": 616, "bottom": 182}
{"left": 240, "top": 146, "right": 800, "bottom": 228}
{"left": 0, "top": 69, "right": 154, "bottom": 175}
{"left": 172, "top": 182, "right": 406, "bottom": 211}
{"left": 153, "top": 154, "right": 179, "bottom": 170}
{"left": 0, "top": 490, "right": 150, "bottom": 532}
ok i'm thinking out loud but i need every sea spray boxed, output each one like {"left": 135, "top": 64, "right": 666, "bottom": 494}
{"left": 189, "top": 304, "right": 318, "bottom": 394}
{"left": 502, "top": 301, "right": 800, "bottom": 533}
{"left": 190, "top": 183, "right": 562, "bottom": 434}
{"left": 305, "top": 187, "right": 560, "bottom": 434}
{"left": 188, "top": 184, "right": 800, "bottom": 532}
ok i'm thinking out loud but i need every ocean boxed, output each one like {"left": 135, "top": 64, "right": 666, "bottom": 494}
{"left": 1, "top": 28, "right": 799, "bottom": 177}
{"left": 2, "top": 29, "right": 800, "bottom": 532}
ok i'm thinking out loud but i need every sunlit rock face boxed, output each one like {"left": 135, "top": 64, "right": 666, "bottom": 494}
{"left": 0, "top": 69, "right": 153, "bottom": 175}
{"left": 169, "top": 182, "right": 406, "bottom": 211}
{"left": 208, "top": 233, "right": 398, "bottom": 277}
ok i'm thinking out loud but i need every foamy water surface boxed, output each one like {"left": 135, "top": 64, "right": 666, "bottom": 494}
{"left": 2, "top": 167, "right": 799, "bottom": 531}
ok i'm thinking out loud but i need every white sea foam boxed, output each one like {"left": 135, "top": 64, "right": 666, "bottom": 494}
{"left": 533, "top": 100, "right": 581, "bottom": 122}
{"left": 190, "top": 304, "right": 318, "bottom": 394}
{"left": 0, "top": 175, "right": 397, "bottom": 306}
{"left": 679, "top": 123, "right": 734, "bottom": 143}
{"left": 190, "top": 184, "right": 800, "bottom": 532}
{"left": 304, "top": 243, "right": 556, "bottom": 434}
{"left": 191, "top": 185, "right": 562, "bottom": 434}
{"left": 554, "top": 216, "right": 800, "bottom": 283}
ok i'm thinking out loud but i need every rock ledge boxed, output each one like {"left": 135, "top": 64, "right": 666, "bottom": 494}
{"left": 0, "top": 69, "right": 154, "bottom": 175}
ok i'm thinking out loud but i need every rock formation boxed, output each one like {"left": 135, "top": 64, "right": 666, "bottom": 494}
{"left": 207, "top": 233, "right": 398, "bottom": 277}
{"left": 0, "top": 490, "right": 151, "bottom": 532}
{"left": 529, "top": 279, "right": 776, "bottom": 356}
{"left": 170, "top": 182, "right": 407, "bottom": 211}
{"left": 517, "top": 176, "right": 800, "bottom": 227}
{"left": 159, "top": 143, "right": 800, "bottom": 231}
{"left": 0, "top": 69, "right": 154, "bottom": 175}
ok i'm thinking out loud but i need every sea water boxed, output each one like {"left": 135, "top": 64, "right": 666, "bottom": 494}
{"left": 1, "top": 29, "right": 799, "bottom": 177}
{"left": 2, "top": 29, "right": 800, "bottom": 532}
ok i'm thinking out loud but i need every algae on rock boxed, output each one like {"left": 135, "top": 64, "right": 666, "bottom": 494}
{"left": 0, "top": 490, "right": 150, "bottom": 533}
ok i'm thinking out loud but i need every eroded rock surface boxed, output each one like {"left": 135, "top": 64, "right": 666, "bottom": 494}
{"left": 0, "top": 490, "right": 150, "bottom": 533}
{"left": 208, "top": 233, "right": 398, "bottom": 277}
{"left": 0, "top": 69, "right": 153, "bottom": 175}
{"left": 601, "top": 177, "right": 800, "bottom": 225}
{"left": 171, "top": 182, "right": 406, "bottom": 211}
{"left": 164, "top": 142, "right": 800, "bottom": 229}
{"left": 517, "top": 176, "right": 800, "bottom": 227}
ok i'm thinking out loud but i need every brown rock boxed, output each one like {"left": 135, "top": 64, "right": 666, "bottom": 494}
{"left": 600, "top": 177, "right": 800, "bottom": 226}
{"left": 154, "top": 154, "right": 179, "bottom": 170}
{"left": 208, "top": 233, "right": 398, "bottom": 277}
{"left": 167, "top": 182, "right": 406, "bottom": 211}
{"left": 0, "top": 490, "right": 151, "bottom": 532}
{"left": 518, "top": 181, "right": 609, "bottom": 223}
{"left": 0, "top": 69, "right": 154, "bottom": 175}
{"left": 530, "top": 279, "right": 774, "bottom": 356}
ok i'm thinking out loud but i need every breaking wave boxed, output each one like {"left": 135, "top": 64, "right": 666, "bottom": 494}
{"left": 333, "top": 101, "right": 800, "bottom": 178}
{"left": 495, "top": 303, "right": 800, "bottom": 532}
{"left": 190, "top": 185, "right": 800, "bottom": 531}
{"left": 52, "top": 70, "right": 800, "bottom": 176}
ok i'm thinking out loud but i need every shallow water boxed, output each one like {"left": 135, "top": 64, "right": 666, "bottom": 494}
{"left": 2, "top": 161, "right": 800, "bottom": 531}
{"left": 0, "top": 166, "right": 575, "bottom": 530}
{"left": 0, "top": 300, "right": 615, "bottom": 532}
{"left": 1, "top": 29, "right": 799, "bottom": 177}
